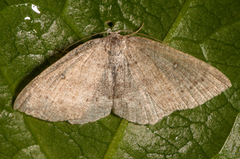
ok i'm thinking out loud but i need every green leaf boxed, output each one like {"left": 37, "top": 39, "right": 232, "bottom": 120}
{"left": 212, "top": 113, "right": 240, "bottom": 159}
{"left": 0, "top": 0, "right": 239, "bottom": 158}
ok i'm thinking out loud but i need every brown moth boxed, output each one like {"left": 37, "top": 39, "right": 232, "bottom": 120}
{"left": 14, "top": 31, "right": 231, "bottom": 124}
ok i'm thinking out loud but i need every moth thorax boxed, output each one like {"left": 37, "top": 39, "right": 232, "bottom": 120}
{"left": 108, "top": 34, "right": 124, "bottom": 56}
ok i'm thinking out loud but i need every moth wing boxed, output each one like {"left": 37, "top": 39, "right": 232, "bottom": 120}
{"left": 112, "top": 53, "right": 169, "bottom": 124}
{"left": 14, "top": 38, "right": 113, "bottom": 124}
{"left": 117, "top": 36, "right": 231, "bottom": 124}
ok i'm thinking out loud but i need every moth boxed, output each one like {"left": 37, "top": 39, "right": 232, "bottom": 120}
{"left": 14, "top": 31, "right": 231, "bottom": 124}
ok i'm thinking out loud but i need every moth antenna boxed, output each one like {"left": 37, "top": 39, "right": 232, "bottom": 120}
{"left": 61, "top": 31, "right": 109, "bottom": 53}
{"left": 112, "top": 23, "right": 144, "bottom": 36}
{"left": 126, "top": 23, "right": 144, "bottom": 36}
